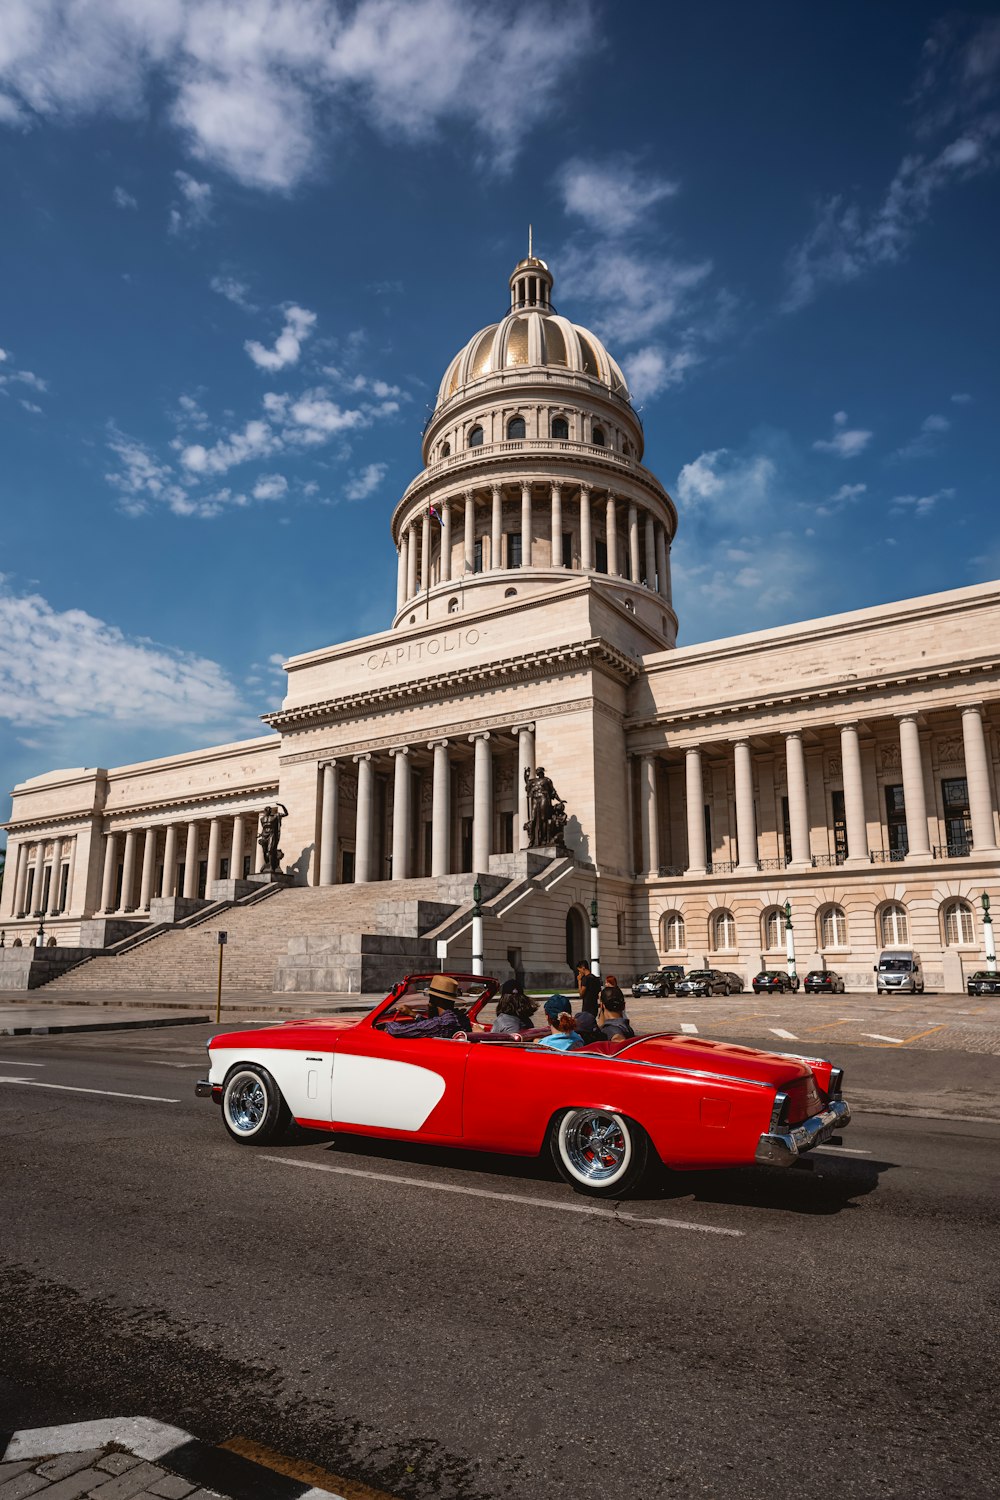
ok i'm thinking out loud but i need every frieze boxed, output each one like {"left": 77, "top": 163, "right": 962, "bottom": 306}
{"left": 880, "top": 744, "right": 901, "bottom": 771}
{"left": 365, "top": 627, "right": 481, "bottom": 672}
{"left": 937, "top": 736, "right": 963, "bottom": 763}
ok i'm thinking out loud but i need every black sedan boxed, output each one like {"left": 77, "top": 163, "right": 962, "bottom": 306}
{"left": 967, "top": 970, "right": 1000, "bottom": 996}
{"left": 631, "top": 972, "right": 669, "bottom": 998}
{"left": 804, "top": 969, "right": 846, "bottom": 994}
{"left": 675, "top": 969, "right": 731, "bottom": 996}
{"left": 657, "top": 965, "right": 686, "bottom": 992}
{"left": 752, "top": 970, "right": 800, "bottom": 994}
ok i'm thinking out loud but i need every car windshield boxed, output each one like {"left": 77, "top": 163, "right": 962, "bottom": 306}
{"left": 970, "top": 971, "right": 994, "bottom": 980}
{"left": 685, "top": 971, "right": 712, "bottom": 980}
{"left": 879, "top": 958, "right": 913, "bottom": 972}
{"left": 807, "top": 971, "right": 831, "bottom": 978}
{"left": 638, "top": 974, "right": 660, "bottom": 983}
{"left": 375, "top": 975, "right": 493, "bottom": 1025}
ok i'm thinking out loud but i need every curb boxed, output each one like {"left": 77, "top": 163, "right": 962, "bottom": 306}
{"left": 1, "top": 1417, "right": 348, "bottom": 1500}
{"left": 0, "top": 1015, "right": 210, "bottom": 1037}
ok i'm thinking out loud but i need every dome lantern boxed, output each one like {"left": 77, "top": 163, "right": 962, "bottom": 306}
{"left": 509, "top": 225, "right": 553, "bottom": 310}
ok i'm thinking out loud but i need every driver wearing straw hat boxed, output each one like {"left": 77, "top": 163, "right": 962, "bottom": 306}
{"left": 385, "top": 974, "right": 471, "bottom": 1038}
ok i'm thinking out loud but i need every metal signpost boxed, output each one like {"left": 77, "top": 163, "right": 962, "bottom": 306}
{"left": 215, "top": 931, "right": 227, "bottom": 1024}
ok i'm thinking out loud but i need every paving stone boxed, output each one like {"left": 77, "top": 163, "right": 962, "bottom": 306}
{"left": 144, "top": 1478, "right": 196, "bottom": 1498}
{"left": 37, "top": 1454, "right": 105, "bottom": 1482}
{"left": 88, "top": 1466, "right": 165, "bottom": 1500}
{"left": 0, "top": 1472, "right": 50, "bottom": 1500}
{"left": 30, "top": 1470, "right": 104, "bottom": 1500}
{"left": 94, "top": 1458, "right": 142, "bottom": 1477}
{"left": 0, "top": 1468, "right": 36, "bottom": 1487}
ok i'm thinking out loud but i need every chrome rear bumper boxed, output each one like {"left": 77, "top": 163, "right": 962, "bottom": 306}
{"left": 196, "top": 1079, "right": 221, "bottom": 1103}
{"left": 755, "top": 1098, "right": 852, "bottom": 1168}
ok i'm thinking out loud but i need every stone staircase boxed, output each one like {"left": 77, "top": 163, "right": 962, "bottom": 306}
{"left": 40, "top": 877, "right": 496, "bottom": 995}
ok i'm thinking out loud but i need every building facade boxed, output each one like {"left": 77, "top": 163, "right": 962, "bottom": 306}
{"left": 3, "top": 254, "right": 999, "bottom": 991}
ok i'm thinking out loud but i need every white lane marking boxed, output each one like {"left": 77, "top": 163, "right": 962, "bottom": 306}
{"left": 680, "top": 1023, "right": 699, "bottom": 1034}
{"left": 4, "top": 1417, "right": 197, "bottom": 1464}
{"left": 814, "top": 1145, "right": 872, "bottom": 1156}
{"left": 862, "top": 1033, "right": 905, "bottom": 1044}
{"left": 0, "top": 1077, "right": 179, "bottom": 1103}
{"left": 149, "top": 1060, "right": 204, "bottom": 1068}
{"left": 262, "top": 1154, "right": 745, "bottom": 1238}
{"left": 0, "top": 1059, "right": 45, "bottom": 1066}
{"left": 769, "top": 1028, "right": 798, "bottom": 1040}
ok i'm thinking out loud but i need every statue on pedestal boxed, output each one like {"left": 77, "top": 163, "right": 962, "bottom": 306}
{"left": 524, "top": 767, "right": 568, "bottom": 850}
{"left": 258, "top": 803, "right": 289, "bottom": 873}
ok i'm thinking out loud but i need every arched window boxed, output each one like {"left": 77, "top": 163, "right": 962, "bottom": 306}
{"left": 879, "top": 902, "right": 909, "bottom": 946}
{"left": 711, "top": 908, "right": 736, "bottom": 951}
{"left": 592, "top": 425, "right": 605, "bottom": 447}
{"left": 447, "top": 597, "right": 459, "bottom": 615}
{"left": 943, "top": 898, "right": 975, "bottom": 946}
{"left": 468, "top": 425, "right": 484, "bottom": 448}
{"left": 504, "top": 587, "right": 517, "bottom": 598}
{"left": 551, "top": 416, "right": 569, "bottom": 440}
{"left": 440, "top": 440, "right": 450, "bottom": 458}
{"left": 506, "top": 416, "right": 526, "bottom": 439}
{"left": 820, "top": 904, "right": 848, "bottom": 949}
{"left": 763, "top": 907, "right": 784, "bottom": 950}
{"left": 661, "top": 911, "right": 685, "bottom": 952}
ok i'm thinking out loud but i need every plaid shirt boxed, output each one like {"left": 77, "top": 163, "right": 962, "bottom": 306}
{"left": 386, "top": 1008, "right": 464, "bottom": 1038}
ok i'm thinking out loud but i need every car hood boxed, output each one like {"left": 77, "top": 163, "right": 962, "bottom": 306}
{"left": 619, "top": 1033, "right": 812, "bottom": 1086}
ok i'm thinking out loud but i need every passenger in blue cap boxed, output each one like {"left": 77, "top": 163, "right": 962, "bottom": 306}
{"left": 535, "top": 994, "right": 584, "bottom": 1051}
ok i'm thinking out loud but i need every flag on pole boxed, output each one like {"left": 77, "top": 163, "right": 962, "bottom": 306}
{"left": 428, "top": 504, "right": 443, "bottom": 526}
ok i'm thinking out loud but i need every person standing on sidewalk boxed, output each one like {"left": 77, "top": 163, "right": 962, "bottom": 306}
{"left": 576, "top": 960, "right": 602, "bottom": 1017}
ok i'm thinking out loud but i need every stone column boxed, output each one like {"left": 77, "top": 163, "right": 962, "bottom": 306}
{"left": 579, "top": 485, "right": 592, "bottom": 570}
{"left": 440, "top": 503, "right": 452, "bottom": 583}
{"left": 464, "top": 490, "right": 475, "bottom": 574}
{"left": 161, "top": 824, "right": 178, "bottom": 897}
{"left": 319, "top": 765, "right": 339, "bottom": 885}
{"left": 606, "top": 495, "right": 619, "bottom": 576}
{"left": 5, "top": 842, "right": 25, "bottom": 919}
{"left": 138, "top": 826, "right": 157, "bottom": 911}
{"left": 429, "top": 740, "right": 451, "bottom": 876}
{"left": 734, "top": 740, "right": 758, "bottom": 872}
{"left": 119, "top": 828, "right": 138, "bottom": 912}
{"left": 354, "top": 754, "right": 373, "bottom": 884}
{"left": 390, "top": 747, "right": 412, "bottom": 881}
{"left": 183, "top": 821, "right": 200, "bottom": 898}
{"left": 644, "top": 511, "right": 657, "bottom": 588}
{"left": 396, "top": 537, "right": 407, "bottom": 610}
{"left": 640, "top": 755, "right": 660, "bottom": 875}
{"left": 229, "top": 815, "right": 245, "bottom": 884}
{"left": 491, "top": 484, "right": 502, "bottom": 569}
{"left": 406, "top": 521, "right": 418, "bottom": 600}
{"left": 46, "top": 838, "right": 64, "bottom": 915}
{"left": 470, "top": 733, "right": 493, "bottom": 872}
{"left": 99, "top": 833, "right": 118, "bottom": 914}
{"left": 685, "top": 748, "right": 707, "bottom": 875}
{"left": 898, "top": 714, "right": 931, "bottom": 858}
{"left": 628, "top": 502, "right": 640, "bottom": 583}
{"left": 420, "top": 512, "right": 431, "bottom": 592}
{"left": 784, "top": 732, "right": 811, "bottom": 868}
{"left": 839, "top": 723, "right": 869, "bottom": 864}
{"left": 521, "top": 483, "right": 532, "bottom": 566}
{"left": 961, "top": 705, "right": 999, "bottom": 852}
{"left": 655, "top": 526, "right": 668, "bottom": 600}
{"left": 513, "top": 723, "right": 535, "bottom": 849}
{"left": 551, "top": 482, "right": 563, "bottom": 566}
{"left": 206, "top": 817, "right": 222, "bottom": 890}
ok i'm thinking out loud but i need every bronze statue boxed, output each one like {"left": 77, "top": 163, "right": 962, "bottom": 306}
{"left": 523, "top": 767, "right": 568, "bottom": 849}
{"left": 258, "top": 803, "right": 289, "bottom": 873}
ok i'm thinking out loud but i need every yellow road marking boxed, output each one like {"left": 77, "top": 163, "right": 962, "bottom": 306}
{"left": 898, "top": 1025, "right": 947, "bottom": 1045}
{"left": 220, "top": 1436, "right": 401, "bottom": 1500}
{"left": 802, "top": 1019, "right": 856, "bottom": 1035}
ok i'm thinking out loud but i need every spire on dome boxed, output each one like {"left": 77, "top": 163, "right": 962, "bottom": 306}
{"left": 509, "top": 234, "right": 553, "bottom": 311}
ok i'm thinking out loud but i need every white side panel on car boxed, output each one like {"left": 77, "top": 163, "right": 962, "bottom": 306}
{"left": 331, "top": 1054, "right": 446, "bottom": 1131}
{"left": 210, "top": 1047, "right": 334, "bottom": 1121}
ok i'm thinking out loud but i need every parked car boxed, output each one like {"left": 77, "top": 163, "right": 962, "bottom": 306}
{"left": 721, "top": 972, "right": 745, "bottom": 994}
{"left": 967, "top": 970, "right": 1000, "bottom": 996}
{"left": 804, "top": 969, "right": 846, "bottom": 994}
{"left": 197, "top": 971, "right": 851, "bottom": 1197}
{"left": 875, "top": 949, "right": 924, "bottom": 994}
{"left": 631, "top": 972, "right": 669, "bottom": 998}
{"left": 675, "top": 969, "right": 732, "bottom": 996}
{"left": 753, "top": 970, "right": 800, "bottom": 994}
{"left": 657, "top": 965, "right": 686, "bottom": 992}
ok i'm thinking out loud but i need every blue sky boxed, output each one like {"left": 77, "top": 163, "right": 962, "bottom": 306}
{"left": 1, "top": 1, "right": 999, "bottom": 823}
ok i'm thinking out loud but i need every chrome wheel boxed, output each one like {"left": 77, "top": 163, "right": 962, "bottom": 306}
{"left": 221, "top": 1064, "right": 288, "bottom": 1145}
{"left": 559, "top": 1110, "right": 631, "bottom": 1184}
{"left": 225, "top": 1071, "right": 267, "bottom": 1134}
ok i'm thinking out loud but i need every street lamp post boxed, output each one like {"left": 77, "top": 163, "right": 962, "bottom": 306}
{"left": 589, "top": 896, "right": 600, "bottom": 979}
{"left": 471, "top": 881, "right": 484, "bottom": 977}
{"left": 783, "top": 900, "right": 797, "bottom": 988}
{"left": 982, "top": 892, "right": 996, "bottom": 975}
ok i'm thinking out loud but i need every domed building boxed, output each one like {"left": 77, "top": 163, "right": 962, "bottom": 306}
{"left": 3, "top": 252, "right": 999, "bottom": 998}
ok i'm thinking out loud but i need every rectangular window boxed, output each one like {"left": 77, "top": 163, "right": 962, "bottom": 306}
{"left": 220, "top": 857, "right": 230, "bottom": 880}
{"left": 507, "top": 531, "right": 522, "bottom": 569}
{"left": 616, "top": 912, "right": 627, "bottom": 945}
{"left": 461, "top": 817, "right": 474, "bottom": 872}
{"left": 561, "top": 532, "right": 573, "bottom": 568}
{"left": 198, "top": 859, "right": 208, "bottom": 898}
{"left": 831, "top": 790, "right": 847, "bottom": 863}
{"left": 474, "top": 539, "right": 483, "bottom": 573}
{"left": 242, "top": 854, "right": 252, "bottom": 880}
{"left": 941, "top": 776, "right": 972, "bottom": 854}
{"left": 703, "top": 804, "right": 712, "bottom": 865}
{"left": 341, "top": 850, "right": 355, "bottom": 884}
{"left": 594, "top": 539, "right": 608, "bottom": 574}
{"left": 780, "top": 796, "right": 792, "bottom": 863}
{"left": 499, "top": 811, "right": 514, "bottom": 853}
{"left": 59, "top": 864, "right": 69, "bottom": 908}
{"left": 885, "top": 784, "right": 908, "bottom": 856}
{"left": 423, "top": 821, "right": 433, "bottom": 875}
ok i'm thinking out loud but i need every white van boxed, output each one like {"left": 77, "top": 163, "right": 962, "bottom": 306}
{"left": 875, "top": 950, "right": 924, "bottom": 994}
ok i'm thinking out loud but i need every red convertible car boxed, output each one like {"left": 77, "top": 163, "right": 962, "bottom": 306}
{"left": 197, "top": 973, "right": 851, "bottom": 1198}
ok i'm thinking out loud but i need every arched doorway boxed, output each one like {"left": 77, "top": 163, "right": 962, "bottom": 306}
{"left": 565, "top": 906, "right": 588, "bottom": 971}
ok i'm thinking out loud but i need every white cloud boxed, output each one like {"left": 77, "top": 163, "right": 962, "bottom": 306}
{"left": 112, "top": 184, "right": 137, "bottom": 209}
{"left": 676, "top": 448, "right": 777, "bottom": 518}
{"left": 895, "top": 412, "right": 951, "bottom": 460}
{"left": 168, "top": 169, "right": 212, "bottom": 234}
{"left": 951, "top": 391, "right": 973, "bottom": 403}
{"left": 19, "top": 399, "right": 42, "bottom": 414}
{"left": 812, "top": 411, "right": 872, "bottom": 458}
{"left": 622, "top": 346, "right": 698, "bottom": 403}
{"left": 283, "top": 388, "right": 369, "bottom": 443}
{"left": 344, "top": 462, "right": 387, "bottom": 500}
{"left": 105, "top": 427, "right": 194, "bottom": 517}
{"left": 0, "top": 346, "right": 48, "bottom": 400}
{"left": 180, "top": 417, "right": 278, "bottom": 475}
{"left": 0, "top": 581, "right": 247, "bottom": 731}
{"left": 0, "top": 0, "right": 596, "bottom": 190}
{"left": 211, "top": 273, "right": 256, "bottom": 309}
{"left": 252, "top": 473, "right": 288, "bottom": 500}
{"left": 558, "top": 155, "right": 678, "bottom": 234}
{"left": 815, "top": 481, "right": 866, "bottom": 517}
{"left": 890, "top": 487, "right": 955, "bottom": 517}
{"left": 245, "top": 304, "right": 316, "bottom": 371}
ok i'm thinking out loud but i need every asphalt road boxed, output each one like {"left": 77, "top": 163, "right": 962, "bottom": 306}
{"left": 1, "top": 1025, "right": 998, "bottom": 1500}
